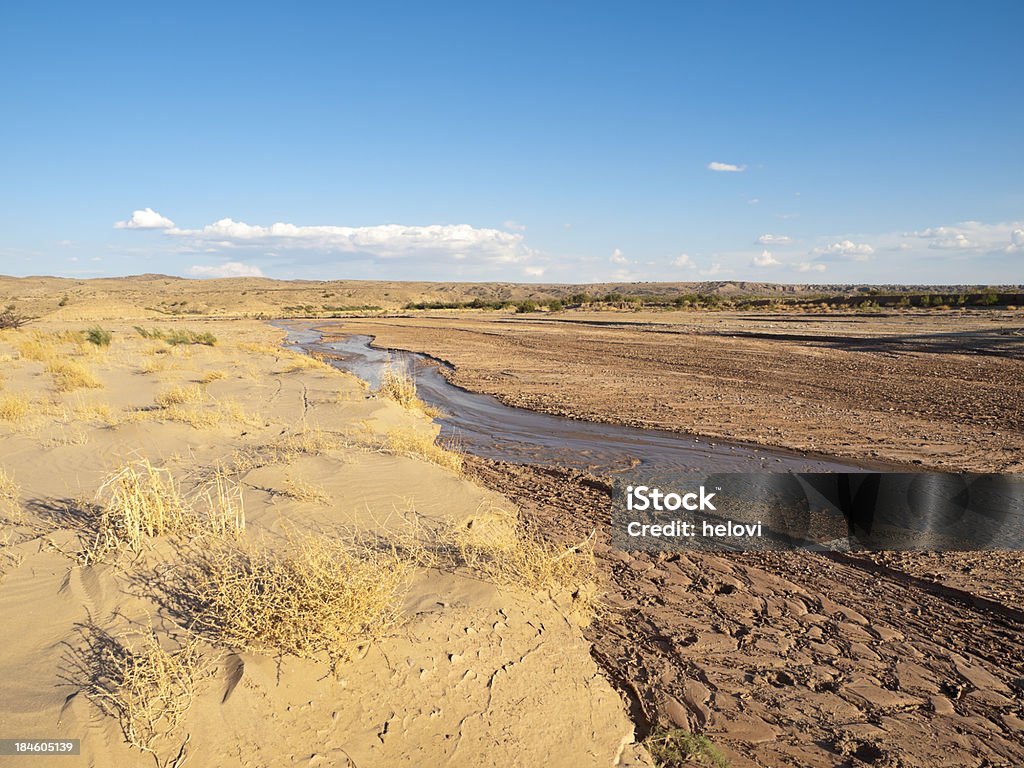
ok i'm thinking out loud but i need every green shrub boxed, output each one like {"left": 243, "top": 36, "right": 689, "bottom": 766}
{"left": 86, "top": 326, "right": 113, "bottom": 346}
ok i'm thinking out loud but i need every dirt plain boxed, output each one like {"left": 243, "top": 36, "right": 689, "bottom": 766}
{"left": 325, "top": 309, "right": 1024, "bottom": 767}
{"left": 329, "top": 309, "right": 1024, "bottom": 473}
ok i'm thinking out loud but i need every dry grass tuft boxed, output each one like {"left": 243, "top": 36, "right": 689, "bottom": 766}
{"left": 237, "top": 341, "right": 282, "bottom": 356}
{"left": 78, "top": 623, "right": 205, "bottom": 762}
{"left": 181, "top": 534, "right": 410, "bottom": 666}
{"left": 451, "top": 507, "right": 598, "bottom": 618}
{"left": 0, "top": 393, "right": 31, "bottom": 422}
{"left": 382, "top": 427, "right": 463, "bottom": 473}
{"left": 73, "top": 401, "right": 116, "bottom": 424}
{"left": 83, "top": 459, "right": 245, "bottom": 563}
{"left": 273, "top": 426, "right": 350, "bottom": 459}
{"left": 280, "top": 474, "right": 331, "bottom": 505}
{"left": 16, "top": 333, "right": 58, "bottom": 362}
{"left": 88, "top": 460, "right": 194, "bottom": 561}
{"left": 148, "top": 385, "right": 260, "bottom": 429}
{"left": 199, "top": 369, "right": 227, "bottom": 383}
{"left": 195, "top": 469, "right": 246, "bottom": 538}
{"left": 376, "top": 363, "right": 440, "bottom": 417}
{"left": 155, "top": 385, "right": 207, "bottom": 407}
{"left": 279, "top": 351, "right": 334, "bottom": 373}
{"left": 165, "top": 399, "right": 259, "bottom": 429}
{"left": 644, "top": 727, "right": 729, "bottom": 768}
{"left": 139, "top": 357, "right": 170, "bottom": 374}
{"left": 47, "top": 359, "right": 103, "bottom": 391}
{"left": 0, "top": 467, "right": 17, "bottom": 503}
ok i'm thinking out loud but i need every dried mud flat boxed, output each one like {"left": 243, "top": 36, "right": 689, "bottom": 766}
{"left": 467, "top": 457, "right": 1024, "bottom": 768}
{"left": 327, "top": 310, "right": 1024, "bottom": 766}
{"left": 331, "top": 310, "right": 1024, "bottom": 473}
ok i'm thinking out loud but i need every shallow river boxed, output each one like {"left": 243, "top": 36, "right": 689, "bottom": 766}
{"left": 279, "top": 323, "right": 869, "bottom": 475}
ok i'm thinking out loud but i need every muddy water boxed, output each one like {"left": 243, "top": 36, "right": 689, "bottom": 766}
{"left": 280, "top": 323, "right": 869, "bottom": 474}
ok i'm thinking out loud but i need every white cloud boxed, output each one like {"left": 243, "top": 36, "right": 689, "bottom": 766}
{"left": 795, "top": 261, "right": 826, "bottom": 273}
{"left": 701, "top": 263, "right": 725, "bottom": 276}
{"left": 814, "top": 239, "right": 875, "bottom": 261}
{"left": 165, "top": 218, "right": 532, "bottom": 264}
{"left": 751, "top": 250, "right": 780, "bottom": 268}
{"left": 907, "top": 220, "right": 1024, "bottom": 255}
{"left": 503, "top": 220, "right": 527, "bottom": 232}
{"left": 114, "top": 207, "right": 175, "bottom": 229}
{"left": 188, "top": 261, "right": 266, "bottom": 278}
{"left": 707, "top": 161, "right": 746, "bottom": 173}
{"left": 914, "top": 226, "right": 973, "bottom": 249}
{"left": 523, "top": 266, "right": 545, "bottom": 277}
{"left": 671, "top": 253, "right": 695, "bottom": 268}
{"left": 610, "top": 248, "right": 629, "bottom": 264}
{"left": 757, "top": 233, "right": 792, "bottom": 245}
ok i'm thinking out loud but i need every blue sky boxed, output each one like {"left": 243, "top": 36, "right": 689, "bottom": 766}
{"left": 1, "top": 1, "right": 1021, "bottom": 284}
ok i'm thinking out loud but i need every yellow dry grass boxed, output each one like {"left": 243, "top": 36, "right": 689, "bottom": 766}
{"left": 146, "top": 386, "right": 260, "bottom": 429}
{"left": 273, "top": 426, "right": 350, "bottom": 458}
{"left": 46, "top": 359, "right": 103, "bottom": 391}
{"left": 237, "top": 342, "right": 281, "bottom": 356}
{"left": 195, "top": 469, "right": 246, "bottom": 538}
{"left": 449, "top": 507, "right": 598, "bottom": 620}
{"left": 382, "top": 427, "right": 463, "bottom": 473}
{"left": 139, "top": 357, "right": 170, "bottom": 374}
{"left": 280, "top": 474, "right": 331, "bottom": 505}
{"left": 88, "top": 460, "right": 194, "bottom": 561}
{"left": 279, "top": 351, "right": 333, "bottom": 373}
{"left": 0, "top": 467, "right": 17, "bottom": 503}
{"left": 72, "top": 401, "right": 116, "bottom": 424}
{"left": 0, "top": 393, "right": 31, "bottom": 422}
{"left": 81, "top": 624, "right": 205, "bottom": 762}
{"left": 16, "top": 333, "right": 59, "bottom": 362}
{"left": 182, "top": 534, "right": 410, "bottom": 666}
{"left": 83, "top": 459, "right": 246, "bottom": 563}
{"left": 164, "top": 399, "right": 260, "bottom": 429}
{"left": 376, "top": 363, "right": 440, "bottom": 417}
{"left": 155, "top": 385, "right": 207, "bottom": 407}
{"left": 199, "top": 369, "right": 227, "bottom": 383}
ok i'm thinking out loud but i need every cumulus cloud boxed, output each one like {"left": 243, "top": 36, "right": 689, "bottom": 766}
{"left": 914, "top": 226, "right": 973, "bottom": 249}
{"left": 523, "top": 266, "right": 546, "bottom": 277}
{"left": 610, "top": 248, "right": 629, "bottom": 264}
{"left": 503, "top": 220, "right": 527, "bottom": 232}
{"left": 163, "top": 218, "right": 533, "bottom": 264}
{"left": 906, "top": 221, "right": 1024, "bottom": 255}
{"left": 814, "top": 240, "right": 875, "bottom": 261}
{"left": 701, "top": 263, "right": 725, "bottom": 276}
{"left": 795, "top": 261, "right": 826, "bottom": 273}
{"left": 188, "top": 261, "right": 266, "bottom": 278}
{"left": 751, "top": 250, "right": 780, "bottom": 268}
{"left": 671, "top": 253, "right": 695, "bottom": 268}
{"left": 114, "top": 207, "right": 175, "bottom": 229}
{"left": 707, "top": 161, "right": 746, "bottom": 173}
{"left": 757, "top": 233, "right": 792, "bottom": 245}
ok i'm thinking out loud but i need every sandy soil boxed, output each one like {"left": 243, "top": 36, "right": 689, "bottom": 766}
{"left": 0, "top": 321, "right": 648, "bottom": 767}
{"left": 328, "top": 310, "right": 1024, "bottom": 472}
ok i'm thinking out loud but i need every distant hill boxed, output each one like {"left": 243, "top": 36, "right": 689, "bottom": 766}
{"left": 0, "top": 274, "right": 1020, "bottom": 321}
